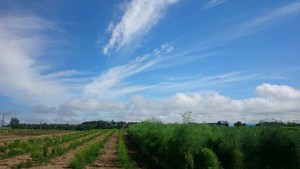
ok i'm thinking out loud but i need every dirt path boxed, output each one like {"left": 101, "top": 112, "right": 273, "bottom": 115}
{"left": 124, "top": 132, "right": 162, "bottom": 169}
{"left": 86, "top": 131, "right": 121, "bottom": 169}
{"left": 30, "top": 131, "right": 111, "bottom": 169}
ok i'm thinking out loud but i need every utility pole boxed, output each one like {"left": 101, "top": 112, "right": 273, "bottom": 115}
{"left": 40, "top": 120, "right": 43, "bottom": 130}
{"left": 1, "top": 113, "right": 6, "bottom": 127}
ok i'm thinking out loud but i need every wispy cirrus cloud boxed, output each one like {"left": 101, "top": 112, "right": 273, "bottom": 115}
{"left": 197, "top": 1, "right": 300, "bottom": 50}
{"left": 203, "top": 0, "right": 226, "bottom": 9}
{"left": 103, "top": 0, "right": 178, "bottom": 54}
{"left": 239, "top": 1, "right": 300, "bottom": 36}
{"left": 130, "top": 71, "right": 283, "bottom": 97}
{"left": 84, "top": 43, "right": 173, "bottom": 99}
{"left": 0, "top": 15, "right": 78, "bottom": 106}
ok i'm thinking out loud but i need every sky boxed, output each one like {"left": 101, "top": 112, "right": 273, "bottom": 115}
{"left": 0, "top": 0, "right": 300, "bottom": 124}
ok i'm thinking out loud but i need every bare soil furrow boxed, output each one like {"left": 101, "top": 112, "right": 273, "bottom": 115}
{"left": 86, "top": 131, "right": 121, "bottom": 169}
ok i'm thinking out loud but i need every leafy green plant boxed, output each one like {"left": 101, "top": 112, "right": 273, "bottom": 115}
{"left": 194, "top": 148, "right": 219, "bottom": 169}
{"left": 128, "top": 122, "right": 300, "bottom": 169}
{"left": 118, "top": 129, "right": 137, "bottom": 169}
{"left": 30, "top": 142, "right": 43, "bottom": 161}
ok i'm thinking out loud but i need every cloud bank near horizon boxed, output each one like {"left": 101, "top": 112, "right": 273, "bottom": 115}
{"left": 33, "top": 83, "right": 299, "bottom": 124}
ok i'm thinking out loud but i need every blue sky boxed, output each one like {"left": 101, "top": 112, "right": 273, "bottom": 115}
{"left": 0, "top": 0, "right": 300, "bottom": 124}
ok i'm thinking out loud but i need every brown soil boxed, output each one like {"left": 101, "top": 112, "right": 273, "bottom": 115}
{"left": 124, "top": 132, "right": 162, "bottom": 169}
{"left": 0, "top": 154, "right": 31, "bottom": 169}
{"left": 30, "top": 131, "right": 111, "bottom": 169}
{"left": 86, "top": 131, "right": 121, "bottom": 169}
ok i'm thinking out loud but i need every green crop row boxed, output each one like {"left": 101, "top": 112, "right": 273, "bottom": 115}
{"left": 14, "top": 130, "right": 108, "bottom": 168}
{"left": 49, "top": 130, "right": 108, "bottom": 159}
{"left": 42, "top": 130, "right": 96, "bottom": 147}
{"left": 118, "top": 129, "right": 137, "bottom": 169}
{"left": 0, "top": 129, "right": 65, "bottom": 133}
{"left": 69, "top": 130, "right": 116, "bottom": 169}
{"left": 128, "top": 122, "right": 300, "bottom": 169}
{"left": 0, "top": 130, "right": 98, "bottom": 159}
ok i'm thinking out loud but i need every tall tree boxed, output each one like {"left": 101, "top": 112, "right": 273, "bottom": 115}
{"left": 182, "top": 111, "right": 193, "bottom": 124}
{"left": 10, "top": 117, "right": 20, "bottom": 129}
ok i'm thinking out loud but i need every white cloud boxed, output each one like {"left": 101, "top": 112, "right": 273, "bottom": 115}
{"left": 203, "top": 0, "right": 226, "bottom": 9}
{"left": 140, "top": 72, "right": 282, "bottom": 96}
{"left": 66, "top": 84, "right": 300, "bottom": 123}
{"left": 103, "top": 0, "right": 178, "bottom": 54}
{"left": 256, "top": 83, "right": 300, "bottom": 100}
{"left": 84, "top": 43, "right": 173, "bottom": 99}
{"left": 32, "top": 104, "right": 79, "bottom": 124}
{"left": 65, "top": 98, "right": 126, "bottom": 113}
{"left": 240, "top": 1, "right": 300, "bottom": 35}
{"left": 0, "top": 16, "right": 76, "bottom": 106}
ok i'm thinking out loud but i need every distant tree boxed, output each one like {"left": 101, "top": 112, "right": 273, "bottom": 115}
{"left": 234, "top": 121, "right": 243, "bottom": 127}
{"left": 182, "top": 111, "right": 193, "bottom": 124}
{"left": 10, "top": 117, "right": 20, "bottom": 129}
{"left": 144, "top": 118, "right": 162, "bottom": 123}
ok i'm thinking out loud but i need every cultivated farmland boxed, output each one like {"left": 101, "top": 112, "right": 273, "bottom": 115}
{"left": 0, "top": 123, "right": 299, "bottom": 169}
{"left": 0, "top": 129, "right": 127, "bottom": 169}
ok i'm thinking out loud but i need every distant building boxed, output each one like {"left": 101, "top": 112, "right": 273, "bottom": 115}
{"left": 217, "top": 121, "right": 229, "bottom": 126}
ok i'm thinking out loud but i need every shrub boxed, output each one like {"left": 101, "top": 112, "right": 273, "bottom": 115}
{"left": 194, "top": 148, "right": 219, "bottom": 169}
{"left": 118, "top": 129, "right": 137, "bottom": 169}
{"left": 128, "top": 123, "right": 300, "bottom": 169}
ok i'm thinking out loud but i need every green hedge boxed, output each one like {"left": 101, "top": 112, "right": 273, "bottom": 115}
{"left": 128, "top": 122, "right": 300, "bottom": 169}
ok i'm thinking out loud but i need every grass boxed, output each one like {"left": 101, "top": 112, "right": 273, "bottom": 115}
{"left": 118, "top": 129, "right": 137, "bottom": 169}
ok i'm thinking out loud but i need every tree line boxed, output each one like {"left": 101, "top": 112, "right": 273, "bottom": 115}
{"left": 4, "top": 117, "right": 299, "bottom": 131}
{"left": 6, "top": 117, "right": 135, "bottom": 130}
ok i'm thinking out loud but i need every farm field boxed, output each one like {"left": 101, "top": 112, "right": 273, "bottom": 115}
{"left": 0, "top": 129, "right": 132, "bottom": 169}
{"left": 0, "top": 123, "right": 300, "bottom": 169}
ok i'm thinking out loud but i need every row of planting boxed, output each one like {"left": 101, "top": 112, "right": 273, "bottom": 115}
{"left": 118, "top": 129, "right": 137, "bottom": 169}
{"left": 15, "top": 130, "right": 109, "bottom": 168}
{"left": 69, "top": 130, "right": 116, "bottom": 169}
{"left": 0, "top": 130, "right": 97, "bottom": 159}
{"left": 128, "top": 122, "right": 300, "bottom": 169}
{"left": 0, "top": 129, "right": 66, "bottom": 133}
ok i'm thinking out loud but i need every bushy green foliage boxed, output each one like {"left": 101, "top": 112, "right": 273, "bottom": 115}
{"left": 30, "top": 142, "right": 43, "bottom": 160}
{"left": 118, "top": 129, "right": 137, "bottom": 169}
{"left": 128, "top": 123, "right": 300, "bottom": 169}
{"left": 194, "top": 148, "right": 219, "bottom": 169}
